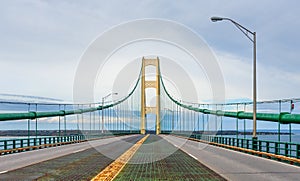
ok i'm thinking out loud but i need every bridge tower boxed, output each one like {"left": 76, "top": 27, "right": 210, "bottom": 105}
{"left": 141, "top": 57, "right": 161, "bottom": 135}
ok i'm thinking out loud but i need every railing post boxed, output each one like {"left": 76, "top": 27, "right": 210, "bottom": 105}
{"left": 275, "top": 142, "right": 279, "bottom": 155}
{"left": 252, "top": 137, "right": 258, "bottom": 151}
{"left": 259, "top": 141, "right": 262, "bottom": 151}
{"left": 266, "top": 142, "right": 270, "bottom": 153}
{"left": 20, "top": 139, "right": 23, "bottom": 148}
{"left": 297, "top": 145, "right": 300, "bottom": 159}
{"left": 285, "top": 143, "right": 289, "bottom": 157}
{"left": 12, "top": 140, "right": 16, "bottom": 149}
{"left": 4, "top": 141, "right": 7, "bottom": 150}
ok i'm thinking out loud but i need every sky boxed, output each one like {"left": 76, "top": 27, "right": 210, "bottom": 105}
{"left": 0, "top": 0, "right": 300, "bottom": 103}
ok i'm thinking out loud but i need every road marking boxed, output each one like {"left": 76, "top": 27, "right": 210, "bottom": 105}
{"left": 161, "top": 135, "right": 198, "bottom": 161}
{"left": 72, "top": 149, "right": 85, "bottom": 153}
{"left": 0, "top": 171, "right": 8, "bottom": 174}
{"left": 188, "top": 153, "right": 198, "bottom": 160}
{"left": 91, "top": 134, "right": 149, "bottom": 181}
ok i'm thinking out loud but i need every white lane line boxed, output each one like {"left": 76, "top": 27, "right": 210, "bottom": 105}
{"left": 0, "top": 171, "right": 8, "bottom": 174}
{"left": 72, "top": 149, "right": 85, "bottom": 153}
{"left": 162, "top": 136, "right": 199, "bottom": 161}
{"left": 188, "top": 153, "right": 198, "bottom": 160}
{"left": 161, "top": 135, "right": 199, "bottom": 161}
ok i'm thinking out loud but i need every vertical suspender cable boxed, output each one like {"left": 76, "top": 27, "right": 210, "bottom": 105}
{"left": 278, "top": 100, "right": 281, "bottom": 142}
{"left": 244, "top": 103, "right": 246, "bottom": 139}
{"left": 35, "top": 103, "right": 38, "bottom": 139}
{"left": 64, "top": 104, "right": 66, "bottom": 136}
{"left": 28, "top": 103, "right": 31, "bottom": 139}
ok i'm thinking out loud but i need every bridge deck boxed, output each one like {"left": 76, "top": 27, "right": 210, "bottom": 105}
{"left": 1, "top": 134, "right": 300, "bottom": 180}
{"left": 0, "top": 135, "right": 143, "bottom": 180}
{"left": 114, "top": 135, "right": 225, "bottom": 180}
{"left": 163, "top": 135, "right": 300, "bottom": 181}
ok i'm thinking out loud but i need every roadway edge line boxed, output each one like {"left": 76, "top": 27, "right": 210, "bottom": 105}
{"left": 160, "top": 135, "right": 230, "bottom": 181}
{"left": 170, "top": 134, "right": 300, "bottom": 169}
{"left": 162, "top": 136, "right": 198, "bottom": 161}
{"left": 91, "top": 134, "right": 149, "bottom": 181}
{"left": 160, "top": 135, "right": 198, "bottom": 161}
{"left": 0, "top": 171, "right": 8, "bottom": 174}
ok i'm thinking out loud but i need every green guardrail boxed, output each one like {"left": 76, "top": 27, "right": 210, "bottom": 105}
{"left": 0, "top": 131, "right": 140, "bottom": 154}
{"left": 168, "top": 132, "right": 300, "bottom": 159}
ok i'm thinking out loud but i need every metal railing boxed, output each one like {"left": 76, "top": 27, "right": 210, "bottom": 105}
{"left": 0, "top": 130, "right": 139, "bottom": 154}
{"left": 0, "top": 135, "right": 84, "bottom": 150}
{"left": 168, "top": 133, "right": 300, "bottom": 159}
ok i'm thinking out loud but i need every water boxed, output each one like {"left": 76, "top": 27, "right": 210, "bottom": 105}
{"left": 223, "top": 134, "right": 300, "bottom": 143}
{"left": 0, "top": 136, "right": 51, "bottom": 141}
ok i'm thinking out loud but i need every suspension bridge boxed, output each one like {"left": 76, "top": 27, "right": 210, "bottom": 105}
{"left": 1, "top": 57, "right": 300, "bottom": 180}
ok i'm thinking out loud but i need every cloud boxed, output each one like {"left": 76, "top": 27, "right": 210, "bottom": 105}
{"left": 216, "top": 50, "right": 300, "bottom": 100}
{"left": 0, "top": 0, "right": 299, "bottom": 102}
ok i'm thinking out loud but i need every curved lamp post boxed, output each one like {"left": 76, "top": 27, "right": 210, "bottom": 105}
{"left": 211, "top": 16, "right": 257, "bottom": 140}
{"left": 102, "top": 92, "right": 118, "bottom": 133}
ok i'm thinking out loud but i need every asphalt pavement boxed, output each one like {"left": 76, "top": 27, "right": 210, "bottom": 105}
{"left": 0, "top": 134, "right": 142, "bottom": 180}
{"left": 162, "top": 135, "right": 300, "bottom": 181}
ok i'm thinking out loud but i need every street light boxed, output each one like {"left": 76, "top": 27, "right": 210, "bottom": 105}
{"left": 211, "top": 16, "right": 257, "bottom": 140}
{"left": 102, "top": 92, "right": 118, "bottom": 133}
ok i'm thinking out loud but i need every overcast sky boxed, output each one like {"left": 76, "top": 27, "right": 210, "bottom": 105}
{"left": 0, "top": 0, "right": 300, "bottom": 103}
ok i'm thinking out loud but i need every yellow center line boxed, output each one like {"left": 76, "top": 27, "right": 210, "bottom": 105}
{"left": 91, "top": 134, "right": 149, "bottom": 181}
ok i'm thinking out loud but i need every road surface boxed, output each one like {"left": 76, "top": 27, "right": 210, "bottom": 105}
{"left": 162, "top": 135, "right": 300, "bottom": 181}
{"left": 0, "top": 134, "right": 143, "bottom": 180}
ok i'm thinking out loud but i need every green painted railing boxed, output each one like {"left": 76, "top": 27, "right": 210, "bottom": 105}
{"left": 168, "top": 132, "right": 300, "bottom": 159}
{"left": 0, "top": 131, "right": 140, "bottom": 154}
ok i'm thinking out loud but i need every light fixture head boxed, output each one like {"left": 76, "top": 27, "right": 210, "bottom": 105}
{"left": 211, "top": 16, "right": 224, "bottom": 22}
